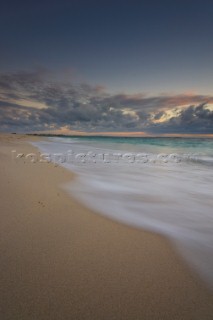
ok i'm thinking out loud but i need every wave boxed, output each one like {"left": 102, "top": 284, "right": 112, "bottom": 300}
{"left": 31, "top": 137, "right": 213, "bottom": 289}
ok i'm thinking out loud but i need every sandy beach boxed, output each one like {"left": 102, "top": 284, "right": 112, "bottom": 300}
{"left": 1, "top": 134, "right": 213, "bottom": 320}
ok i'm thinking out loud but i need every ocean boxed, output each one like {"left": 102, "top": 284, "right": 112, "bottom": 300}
{"left": 32, "top": 136, "right": 213, "bottom": 288}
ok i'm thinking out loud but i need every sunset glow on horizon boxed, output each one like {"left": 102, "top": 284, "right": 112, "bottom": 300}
{"left": 0, "top": 0, "right": 212, "bottom": 135}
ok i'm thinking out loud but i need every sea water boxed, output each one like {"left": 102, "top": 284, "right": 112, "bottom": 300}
{"left": 32, "top": 137, "right": 213, "bottom": 288}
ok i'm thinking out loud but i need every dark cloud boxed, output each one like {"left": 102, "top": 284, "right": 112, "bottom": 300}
{"left": 0, "top": 70, "right": 213, "bottom": 134}
{"left": 148, "top": 104, "right": 213, "bottom": 134}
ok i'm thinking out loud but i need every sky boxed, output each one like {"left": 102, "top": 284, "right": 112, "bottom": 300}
{"left": 0, "top": 0, "right": 213, "bottom": 135}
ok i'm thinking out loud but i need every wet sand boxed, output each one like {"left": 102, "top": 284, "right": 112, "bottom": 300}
{"left": 1, "top": 134, "right": 213, "bottom": 320}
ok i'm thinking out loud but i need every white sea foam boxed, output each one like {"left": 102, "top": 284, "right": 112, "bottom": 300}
{"left": 31, "top": 138, "right": 213, "bottom": 288}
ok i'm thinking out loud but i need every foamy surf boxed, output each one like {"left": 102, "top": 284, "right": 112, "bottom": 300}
{"left": 31, "top": 137, "right": 213, "bottom": 288}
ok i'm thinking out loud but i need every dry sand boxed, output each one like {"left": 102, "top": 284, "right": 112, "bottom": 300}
{"left": 0, "top": 133, "right": 213, "bottom": 320}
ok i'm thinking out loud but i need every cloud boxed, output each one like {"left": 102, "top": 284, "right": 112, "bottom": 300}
{"left": 148, "top": 103, "right": 213, "bottom": 134}
{"left": 0, "top": 69, "right": 213, "bottom": 134}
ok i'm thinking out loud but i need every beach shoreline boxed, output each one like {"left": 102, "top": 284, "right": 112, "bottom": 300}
{"left": 1, "top": 133, "right": 213, "bottom": 319}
